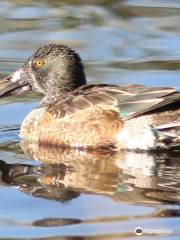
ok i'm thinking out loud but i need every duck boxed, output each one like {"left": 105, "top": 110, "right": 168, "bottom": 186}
{"left": 0, "top": 42, "right": 179, "bottom": 151}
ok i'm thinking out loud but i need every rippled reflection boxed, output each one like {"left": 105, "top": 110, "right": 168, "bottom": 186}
{"left": 1, "top": 141, "right": 179, "bottom": 205}
{"left": 0, "top": 141, "right": 180, "bottom": 238}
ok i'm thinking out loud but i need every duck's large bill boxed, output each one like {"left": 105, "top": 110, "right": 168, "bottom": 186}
{"left": 0, "top": 69, "right": 31, "bottom": 97}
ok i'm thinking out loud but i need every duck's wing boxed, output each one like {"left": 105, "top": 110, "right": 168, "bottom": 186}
{"left": 48, "top": 84, "right": 179, "bottom": 119}
{"left": 119, "top": 87, "right": 180, "bottom": 120}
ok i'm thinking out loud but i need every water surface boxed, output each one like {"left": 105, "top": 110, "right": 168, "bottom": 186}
{"left": 0, "top": 0, "right": 180, "bottom": 239}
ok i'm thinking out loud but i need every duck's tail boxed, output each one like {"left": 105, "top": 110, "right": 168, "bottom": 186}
{"left": 155, "top": 123, "right": 180, "bottom": 150}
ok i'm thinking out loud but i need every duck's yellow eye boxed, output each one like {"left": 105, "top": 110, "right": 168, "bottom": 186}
{"left": 35, "top": 60, "right": 44, "bottom": 68}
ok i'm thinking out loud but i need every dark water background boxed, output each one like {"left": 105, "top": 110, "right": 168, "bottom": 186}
{"left": 0, "top": 0, "right": 180, "bottom": 239}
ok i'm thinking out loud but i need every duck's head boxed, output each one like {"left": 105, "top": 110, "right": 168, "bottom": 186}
{"left": 0, "top": 43, "right": 86, "bottom": 100}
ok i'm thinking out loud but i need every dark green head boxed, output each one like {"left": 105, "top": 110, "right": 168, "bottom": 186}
{"left": 0, "top": 43, "right": 86, "bottom": 101}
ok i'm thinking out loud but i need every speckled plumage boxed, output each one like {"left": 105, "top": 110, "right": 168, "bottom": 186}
{"left": 0, "top": 42, "right": 180, "bottom": 151}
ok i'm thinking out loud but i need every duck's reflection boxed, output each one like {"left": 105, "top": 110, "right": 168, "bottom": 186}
{"left": 0, "top": 142, "right": 180, "bottom": 230}
{"left": 0, "top": 141, "right": 180, "bottom": 207}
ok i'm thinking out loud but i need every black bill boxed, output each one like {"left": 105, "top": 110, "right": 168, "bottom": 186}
{"left": 0, "top": 69, "right": 31, "bottom": 97}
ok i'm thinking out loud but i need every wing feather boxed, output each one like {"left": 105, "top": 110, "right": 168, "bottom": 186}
{"left": 47, "top": 84, "right": 179, "bottom": 120}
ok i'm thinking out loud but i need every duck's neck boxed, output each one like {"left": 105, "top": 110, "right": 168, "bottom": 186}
{"left": 40, "top": 84, "right": 86, "bottom": 107}
{"left": 40, "top": 93, "right": 61, "bottom": 106}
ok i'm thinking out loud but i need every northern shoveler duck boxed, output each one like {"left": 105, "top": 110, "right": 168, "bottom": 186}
{"left": 0, "top": 43, "right": 180, "bottom": 151}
